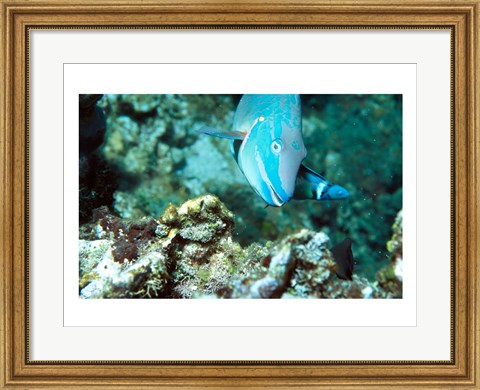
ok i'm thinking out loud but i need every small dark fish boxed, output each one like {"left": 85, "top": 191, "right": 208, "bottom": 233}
{"left": 331, "top": 238, "right": 354, "bottom": 281}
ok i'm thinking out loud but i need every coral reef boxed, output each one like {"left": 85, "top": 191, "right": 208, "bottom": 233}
{"left": 230, "top": 229, "right": 375, "bottom": 299}
{"left": 376, "top": 209, "right": 403, "bottom": 298}
{"left": 80, "top": 196, "right": 251, "bottom": 298}
{"left": 82, "top": 94, "right": 402, "bottom": 280}
{"left": 97, "top": 94, "right": 238, "bottom": 219}
{"left": 79, "top": 196, "right": 402, "bottom": 299}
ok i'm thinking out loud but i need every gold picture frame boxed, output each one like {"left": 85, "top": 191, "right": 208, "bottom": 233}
{"left": 1, "top": 0, "right": 479, "bottom": 388}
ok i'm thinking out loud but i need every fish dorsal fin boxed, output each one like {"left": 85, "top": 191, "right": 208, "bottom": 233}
{"left": 197, "top": 126, "right": 246, "bottom": 140}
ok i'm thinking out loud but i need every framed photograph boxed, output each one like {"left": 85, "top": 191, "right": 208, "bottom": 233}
{"left": 1, "top": 0, "right": 478, "bottom": 388}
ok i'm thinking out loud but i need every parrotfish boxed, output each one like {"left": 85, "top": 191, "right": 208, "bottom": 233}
{"left": 198, "top": 94, "right": 349, "bottom": 206}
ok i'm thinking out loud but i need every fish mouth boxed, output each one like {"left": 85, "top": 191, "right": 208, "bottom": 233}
{"left": 269, "top": 185, "right": 287, "bottom": 207}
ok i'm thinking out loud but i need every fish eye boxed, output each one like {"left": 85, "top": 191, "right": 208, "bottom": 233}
{"left": 271, "top": 139, "right": 283, "bottom": 154}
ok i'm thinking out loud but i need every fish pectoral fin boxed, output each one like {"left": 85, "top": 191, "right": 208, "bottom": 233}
{"left": 197, "top": 126, "right": 246, "bottom": 140}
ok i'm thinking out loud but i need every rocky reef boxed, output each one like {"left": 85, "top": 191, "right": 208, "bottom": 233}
{"left": 80, "top": 94, "right": 402, "bottom": 281}
{"left": 96, "top": 94, "right": 240, "bottom": 220}
{"left": 79, "top": 195, "right": 402, "bottom": 299}
{"left": 376, "top": 210, "right": 403, "bottom": 298}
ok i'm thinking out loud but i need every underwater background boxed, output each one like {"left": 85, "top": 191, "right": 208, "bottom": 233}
{"left": 79, "top": 94, "right": 403, "bottom": 298}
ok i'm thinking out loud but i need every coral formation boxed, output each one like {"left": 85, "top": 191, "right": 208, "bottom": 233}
{"left": 97, "top": 94, "right": 238, "bottom": 219}
{"left": 376, "top": 209, "right": 403, "bottom": 298}
{"left": 79, "top": 196, "right": 402, "bottom": 299}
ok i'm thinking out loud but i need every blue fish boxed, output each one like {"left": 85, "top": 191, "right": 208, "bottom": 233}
{"left": 294, "top": 164, "right": 350, "bottom": 202}
{"left": 199, "top": 94, "right": 349, "bottom": 206}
